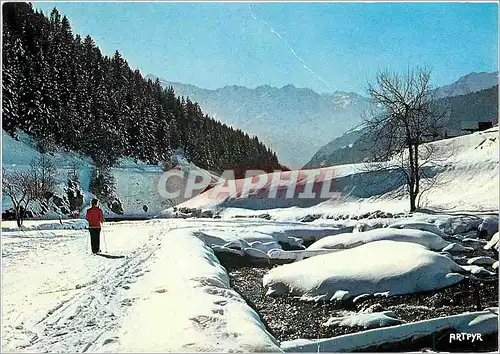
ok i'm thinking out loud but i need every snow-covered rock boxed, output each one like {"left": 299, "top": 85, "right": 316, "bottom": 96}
{"left": 461, "top": 265, "right": 496, "bottom": 277}
{"left": 323, "top": 311, "right": 405, "bottom": 329}
{"left": 264, "top": 240, "right": 464, "bottom": 301}
{"left": 477, "top": 217, "right": 499, "bottom": 238}
{"left": 306, "top": 228, "right": 450, "bottom": 251}
{"left": 388, "top": 221, "right": 446, "bottom": 237}
{"left": 492, "top": 261, "right": 499, "bottom": 271}
{"left": 484, "top": 232, "right": 499, "bottom": 251}
{"left": 466, "top": 256, "right": 497, "bottom": 266}
{"left": 436, "top": 216, "right": 483, "bottom": 236}
{"left": 442, "top": 243, "right": 474, "bottom": 253}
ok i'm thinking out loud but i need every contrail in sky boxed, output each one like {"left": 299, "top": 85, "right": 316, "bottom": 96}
{"left": 248, "top": 5, "right": 334, "bottom": 92}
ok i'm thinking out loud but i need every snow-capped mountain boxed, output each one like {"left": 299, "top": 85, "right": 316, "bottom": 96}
{"left": 305, "top": 72, "right": 499, "bottom": 169}
{"left": 146, "top": 75, "right": 372, "bottom": 168}
{"left": 433, "top": 71, "right": 498, "bottom": 99}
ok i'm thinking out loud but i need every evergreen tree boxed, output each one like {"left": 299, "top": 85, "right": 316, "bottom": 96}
{"left": 2, "top": 2, "right": 283, "bottom": 175}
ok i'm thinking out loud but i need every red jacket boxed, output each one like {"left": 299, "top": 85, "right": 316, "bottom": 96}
{"left": 86, "top": 206, "right": 104, "bottom": 228}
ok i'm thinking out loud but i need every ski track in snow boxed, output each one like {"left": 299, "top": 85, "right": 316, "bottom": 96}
{"left": 2, "top": 220, "right": 171, "bottom": 353}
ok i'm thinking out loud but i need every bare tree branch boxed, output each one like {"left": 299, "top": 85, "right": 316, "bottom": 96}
{"left": 361, "top": 67, "right": 450, "bottom": 211}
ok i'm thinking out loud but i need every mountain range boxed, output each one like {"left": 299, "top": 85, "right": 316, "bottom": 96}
{"left": 147, "top": 71, "right": 498, "bottom": 169}
{"left": 305, "top": 71, "right": 498, "bottom": 168}
{"left": 146, "top": 75, "right": 372, "bottom": 168}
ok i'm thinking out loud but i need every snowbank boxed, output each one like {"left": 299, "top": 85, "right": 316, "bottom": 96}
{"left": 191, "top": 224, "right": 352, "bottom": 259}
{"left": 263, "top": 240, "right": 464, "bottom": 301}
{"left": 112, "top": 229, "right": 280, "bottom": 352}
{"left": 1, "top": 219, "right": 88, "bottom": 232}
{"left": 306, "top": 228, "right": 450, "bottom": 251}
{"left": 167, "top": 127, "right": 498, "bottom": 217}
{"left": 282, "top": 309, "right": 498, "bottom": 352}
{"left": 2, "top": 130, "right": 169, "bottom": 217}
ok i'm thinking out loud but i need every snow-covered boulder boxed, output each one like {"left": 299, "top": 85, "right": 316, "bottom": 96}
{"left": 306, "top": 228, "right": 450, "bottom": 251}
{"left": 388, "top": 221, "right": 447, "bottom": 237}
{"left": 461, "top": 265, "right": 496, "bottom": 277}
{"left": 436, "top": 217, "right": 483, "bottom": 236}
{"left": 264, "top": 240, "right": 464, "bottom": 301}
{"left": 323, "top": 311, "right": 405, "bottom": 329}
{"left": 492, "top": 261, "right": 499, "bottom": 271}
{"left": 466, "top": 256, "right": 497, "bottom": 266}
{"left": 442, "top": 243, "right": 474, "bottom": 253}
{"left": 353, "top": 223, "right": 372, "bottom": 233}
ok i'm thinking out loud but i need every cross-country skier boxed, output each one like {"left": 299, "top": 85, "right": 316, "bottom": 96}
{"left": 86, "top": 198, "right": 105, "bottom": 254}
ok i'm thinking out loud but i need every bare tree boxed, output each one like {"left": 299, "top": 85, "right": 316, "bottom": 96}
{"left": 2, "top": 154, "right": 57, "bottom": 227}
{"left": 361, "top": 67, "right": 448, "bottom": 212}
{"left": 3, "top": 169, "right": 36, "bottom": 227}
{"left": 30, "top": 154, "right": 57, "bottom": 198}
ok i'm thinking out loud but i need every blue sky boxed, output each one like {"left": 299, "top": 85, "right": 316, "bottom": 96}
{"left": 34, "top": 2, "right": 498, "bottom": 94}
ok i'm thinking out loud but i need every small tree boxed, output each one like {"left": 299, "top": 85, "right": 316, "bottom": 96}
{"left": 362, "top": 67, "right": 448, "bottom": 212}
{"left": 2, "top": 155, "right": 57, "bottom": 227}
{"left": 3, "top": 169, "right": 35, "bottom": 227}
{"left": 30, "top": 154, "right": 57, "bottom": 198}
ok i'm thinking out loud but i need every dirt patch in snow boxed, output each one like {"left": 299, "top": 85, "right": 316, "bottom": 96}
{"left": 220, "top": 255, "right": 498, "bottom": 352}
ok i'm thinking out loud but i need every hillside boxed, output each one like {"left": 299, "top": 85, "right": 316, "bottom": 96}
{"left": 434, "top": 71, "right": 498, "bottom": 99}
{"left": 305, "top": 82, "right": 499, "bottom": 168}
{"left": 1, "top": 129, "right": 223, "bottom": 218}
{"left": 168, "top": 126, "right": 499, "bottom": 218}
{"left": 2, "top": 3, "right": 281, "bottom": 174}
{"left": 147, "top": 75, "right": 372, "bottom": 168}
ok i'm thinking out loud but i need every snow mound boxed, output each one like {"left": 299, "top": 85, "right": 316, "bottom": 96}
{"left": 388, "top": 221, "right": 446, "bottom": 237}
{"left": 442, "top": 243, "right": 474, "bottom": 252}
{"left": 1, "top": 219, "right": 88, "bottom": 232}
{"left": 461, "top": 265, "right": 496, "bottom": 277}
{"left": 466, "top": 256, "right": 497, "bottom": 266}
{"left": 306, "top": 228, "right": 450, "bottom": 251}
{"left": 114, "top": 229, "right": 280, "bottom": 352}
{"left": 264, "top": 240, "right": 464, "bottom": 301}
{"left": 323, "top": 311, "right": 406, "bottom": 329}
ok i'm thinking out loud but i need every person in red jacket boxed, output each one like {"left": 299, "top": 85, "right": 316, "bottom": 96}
{"left": 86, "top": 198, "right": 105, "bottom": 254}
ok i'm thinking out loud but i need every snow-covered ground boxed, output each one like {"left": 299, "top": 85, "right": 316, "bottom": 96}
{"left": 2, "top": 216, "right": 498, "bottom": 352}
{"left": 2, "top": 127, "right": 498, "bottom": 352}
{"left": 169, "top": 127, "right": 499, "bottom": 219}
{"left": 1, "top": 130, "right": 173, "bottom": 217}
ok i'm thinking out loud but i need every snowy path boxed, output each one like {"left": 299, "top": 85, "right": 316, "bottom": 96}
{"left": 2, "top": 220, "right": 171, "bottom": 352}
{"left": 2, "top": 219, "right": 283, "bottom": 352}
{"left": 2, "top": 216, "right": 497, "bottom": 352}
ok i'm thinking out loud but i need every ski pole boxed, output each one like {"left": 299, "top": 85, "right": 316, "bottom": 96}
{"left": 87, "top": 229, "right": 92, "bottom": 254}
{"left": 102, "top": 228, "right": 108, "bottom": 253}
